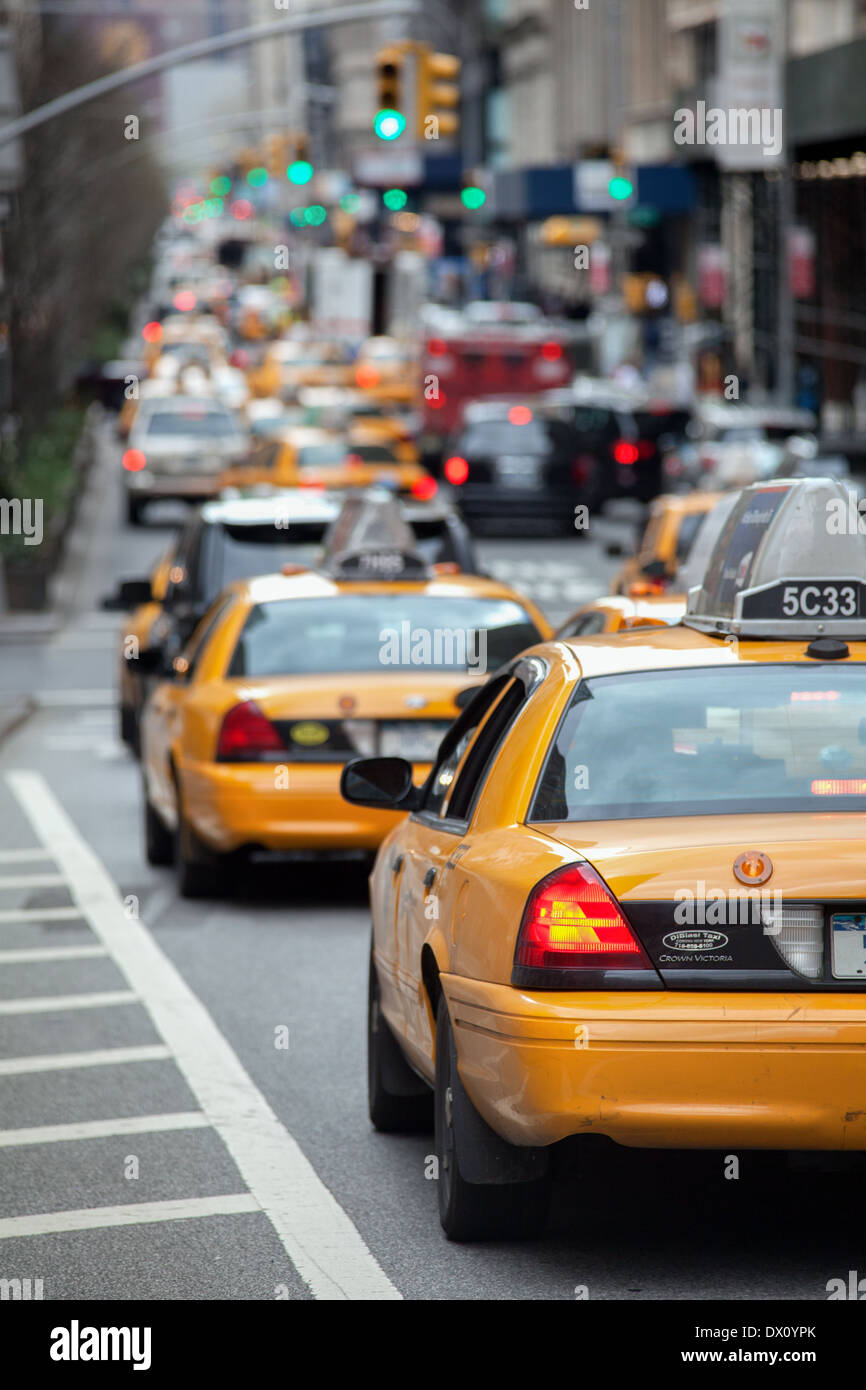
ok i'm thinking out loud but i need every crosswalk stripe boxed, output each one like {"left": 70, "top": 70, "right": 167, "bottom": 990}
{"left": 0, "top": 1194, "right": 261, "bottom": 1240}
{"left": 0, "top": 1113, "right": 211, "bottom": 1148}
{"left": 0, "top": 1045, "right": 171, "bottom": 1076}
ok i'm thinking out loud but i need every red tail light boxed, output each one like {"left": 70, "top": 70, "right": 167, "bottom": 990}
{"left": 427, "top": 338, "right": 448, "bottom": 357}
{"left": 444, "top": 455, "right": 469, "bottom": 485}
{"left": 612, "top": 440, "right": 639, "bottom": 465}
{"left": 512, "top": 863, "right": 656, "bottom": 987}
{"left": 411, "top": 475, "right": 438, "bottom": 500}
{"left": 541, "top": 341, "right": 562, "bottom": 360}
{"left": 217, "top": 701, "right": 284, "bottom": 761}
{"left": 123, "top": 449, "right": 146, "bottom": 472}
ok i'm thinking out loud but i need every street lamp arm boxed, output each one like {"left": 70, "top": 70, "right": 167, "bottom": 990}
{"left": 0, "top": 0, "right": 418, "bottom": 149}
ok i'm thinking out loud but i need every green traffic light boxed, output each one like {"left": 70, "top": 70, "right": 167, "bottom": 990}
{"left": 373, "top": 108, "right": 406, "bottom": 141}
{"left": 382, "top": 188, "right": 408, "bottom": 211}
{"left": 288, "top": 160, "right": 314, "bottom": 185}
{"left": 304, "top": 205, "right": 327, "bottom": 226}
{"left": 247, "top": 166, "right": 269, "bottom": 188}
{"left": 210, "top": 175, "right": 231, "bottom": 197}
{"left": 461, "top": 186, "right": 486, "bottom": 210}
{"left": 608, "top": 176, "right": 634, "bottom": 201}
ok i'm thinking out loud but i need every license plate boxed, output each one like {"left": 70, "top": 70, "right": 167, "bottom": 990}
{"left": 831, "top": 913, "right": 866, "bottom": 978}
{"left": 380, "top": 721, "right": 445, "bottom": 762}
{"left": 496, "top": 456, "right": 541, "bottom": 488}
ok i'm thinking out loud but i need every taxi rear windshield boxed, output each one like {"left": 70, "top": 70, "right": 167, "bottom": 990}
{"left": 531, "top": 665, "right": 866, "bottom": 821}
{"left": 227, "top": 596, "right": 541, "bottom": 676}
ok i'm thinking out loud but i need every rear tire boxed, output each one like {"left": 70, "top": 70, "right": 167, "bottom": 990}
{"left": 120, "top": 703, "right": 140, "bottom": 756}
{"left": 174, "top": 777, "right": 229, "bottom": 899}
{"left": 435, "top": 995, "right": 549, "bottom": 1241}
{"left": 144, "top": 785, "right": 174, "bottom": 867}
{"left": 368, "top": 951, "right": 433, "bottom": 1133}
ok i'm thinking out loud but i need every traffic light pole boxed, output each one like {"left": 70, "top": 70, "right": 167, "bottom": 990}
{"left": 0, "top": 0, "right": 418, "bottom": 149}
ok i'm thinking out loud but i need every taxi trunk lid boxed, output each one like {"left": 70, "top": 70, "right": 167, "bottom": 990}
{"left": 536, "top": 813, "right": 866, "bottom": 991}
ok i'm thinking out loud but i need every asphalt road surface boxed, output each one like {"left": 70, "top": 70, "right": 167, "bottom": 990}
{"left": 0, "top": 424, "right": 862, "bottom": 1301}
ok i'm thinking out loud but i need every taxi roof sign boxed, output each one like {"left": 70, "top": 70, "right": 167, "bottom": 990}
{"left": 684, "top": 478, "right": 866, "bottom": 639}
{"left": 323, "top": 491, "right": 431, "bottom": 583}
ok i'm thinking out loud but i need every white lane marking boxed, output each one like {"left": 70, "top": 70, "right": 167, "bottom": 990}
{"left": 0, "top": 1044, "right": 171, "bottom": 1076}
{"left": 0, "top": 1112, "right": 211, "bottom": 1148}
{"left": 33, "top": 690, "right": 114, "bottom": 706}
{"left": 0, "top": 991, "right": 137, "bottom": 1016}
{"left": 0, "top": 872, "right": 66, "bottom": 890}
{"left": 0, "top": 1194, "right": 260, "bottom": 1240}
{"left": 7, "top": 771, "right": 402, "bottom": 1302}
{"left": 0, "top": 906, "right": 82, "bottom": 923}
{"left": 0, "top": 849, "right": 54, "bottom": 864}
{"left": 0, "top": 945, "right": 108, "bottom": 964}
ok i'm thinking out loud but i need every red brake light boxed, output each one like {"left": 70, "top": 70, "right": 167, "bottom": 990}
{"left": 612, "top": 440, "right": 640, "bottom": 465}
{"left": 507, "top": 405, "right": 533, "bottom": 426}
{"left": 427, "top": 338, "right": 448, "bottom": 357}
{"left": 355, "top": 364, "right": 379, "bottom": 388}
{"left": 122, "top": 449, "right": 146, "bottom": 472}
{"left": 512, "top": 864, "right": 655, "bottom": 986}
{"left": 541, "top": 341, "right": 562, "bottom": 360}
{"left": 216, "top": 701, "right": 285, "bottom": 761}
{"left": 411, "top": 475, "right": 438, "bottom": 500}
{"left": 444, "top": 455, "right": 469, "bottom": 485}
{"left": 811, "top": 779, "right": 866, "bottom": 796}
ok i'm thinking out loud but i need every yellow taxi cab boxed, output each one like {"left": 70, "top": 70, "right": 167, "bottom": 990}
{"left": 612, "top": 491, "right": 722, "bottom": 596}
{"left": 247, "top": 338, "right": 353, "bottom": 399}
{"left": 140, "top": 497, "right": 551, "bottom": 897}
{"left": 341, "top": 477, "right": 866, "bottom": 1239}
{"left": 554, "top": 592, "right": 686, "bottom": 637}
{"left": 221, "top": 426, "right": 433, "bottom": 498}
{"left": 103, "top": 551, "right": 174, "bottom": 752}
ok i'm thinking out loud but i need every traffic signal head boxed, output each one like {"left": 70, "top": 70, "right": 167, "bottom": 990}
{"left": 417, "top": 48, "right": 460, "bottom": 140}
{"left": 288, "top": 160, "right": 313, "bottom": 185}
{"left": 373, "top": 108, "right": 406, "bottom": 141}
{"left": 461, "top": 186, "right": 486, "bottom": 210}
{"left": 377, "top": 45, "right": 404, "bottom": 118}
{"left": 609, "top": 175, "right": 634, "bottom": 201}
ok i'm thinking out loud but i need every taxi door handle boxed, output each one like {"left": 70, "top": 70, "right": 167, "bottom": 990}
{"left": 391, "top": 855, "right": 404, "bottom": 874}
{"left": 423, "top": 867, "right": 436, "bottom": 888}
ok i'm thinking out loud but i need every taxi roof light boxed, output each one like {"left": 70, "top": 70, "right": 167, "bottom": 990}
{"left": 512, "top": 864, "right": 657, "bottom": 988}
{"left": 684, "top": 478, "right": 866, "bottom": 641}
{"left": 323, "top": 492, "right": 433, "bottom": 583}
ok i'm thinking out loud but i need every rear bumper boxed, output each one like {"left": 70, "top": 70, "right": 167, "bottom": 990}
{"left": 442, "top": 975, "right": 866, "bottom": 1151}
{"left": 456, "top": 484, "right": 584, "bottom": 523}
{"left": 182, "top": 759, "right": 426, "bottom": 852}
{"left": 126, "top": 475, "right": 223, "bottom": 500}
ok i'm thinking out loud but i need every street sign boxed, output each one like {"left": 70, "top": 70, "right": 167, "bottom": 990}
{"left": 354, "top": 147, "right": 423, "bottom": 188}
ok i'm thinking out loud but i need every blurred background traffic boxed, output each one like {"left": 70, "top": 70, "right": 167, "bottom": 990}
{"left": 0, "top": 0, "right": 864, "bottom": 619}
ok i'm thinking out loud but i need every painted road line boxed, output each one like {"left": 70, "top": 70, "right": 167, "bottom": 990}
{"left": 7, "top": 769, "right": 402, "bottom": 1302}
{"left": 33, "top": 690, "right": 114, "bottom": 706}
{"left": 0, "top": 907, "right": 83, "bottom": 923}
{"left": 0, "top": 872, "right": 66, "bottom": 890}
{"left": 0, "top": 1044, "right": 171, "bottom": 1076}
{"left": 0, "top": 1194, "right": 260, "bottom": 1240}
{"left": 0, "top": 849, "right": 54, "bottom": 864}
{"left": 0, "top": 945, "right": 108, "bottom": 964}
{"left": 0, "top": 991, "right": 137, "bottom": 1015}
{"left": 0, "top": 1112, "right": 211, "bottom": 1148}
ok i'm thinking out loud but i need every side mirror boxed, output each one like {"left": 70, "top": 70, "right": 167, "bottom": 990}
{"left": 340, "top": 757, "right": 421, "bottom": 811}
{"left": 128, "top": 645, "right": 167, "bottom": 675}
{"left": 102, "top": 578, "right": 153, "bottom": 611}
{"left": 454, "top": 686, "right": 477, "bottom": 711}
{"left": 605, "top": 541, "right": 626, "bottom": 559}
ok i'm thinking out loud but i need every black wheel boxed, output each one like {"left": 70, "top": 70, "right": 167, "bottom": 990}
{"left": 144, "top": 784, "right": 174, "bottom": 867}
{"left": 120, "top": 703, "right": 140, "bottom": 757}
{"left": 126, "top": 494, "right": 144, "bottom": 527}
{"left": 367, "top": 950, "right": 433, "bottom": 1133}
{"left": 435, "top": 995, "right": 549, "bottom": 1241}
{"left": 174, "top": 777, "right": 229, "bottom": 899}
